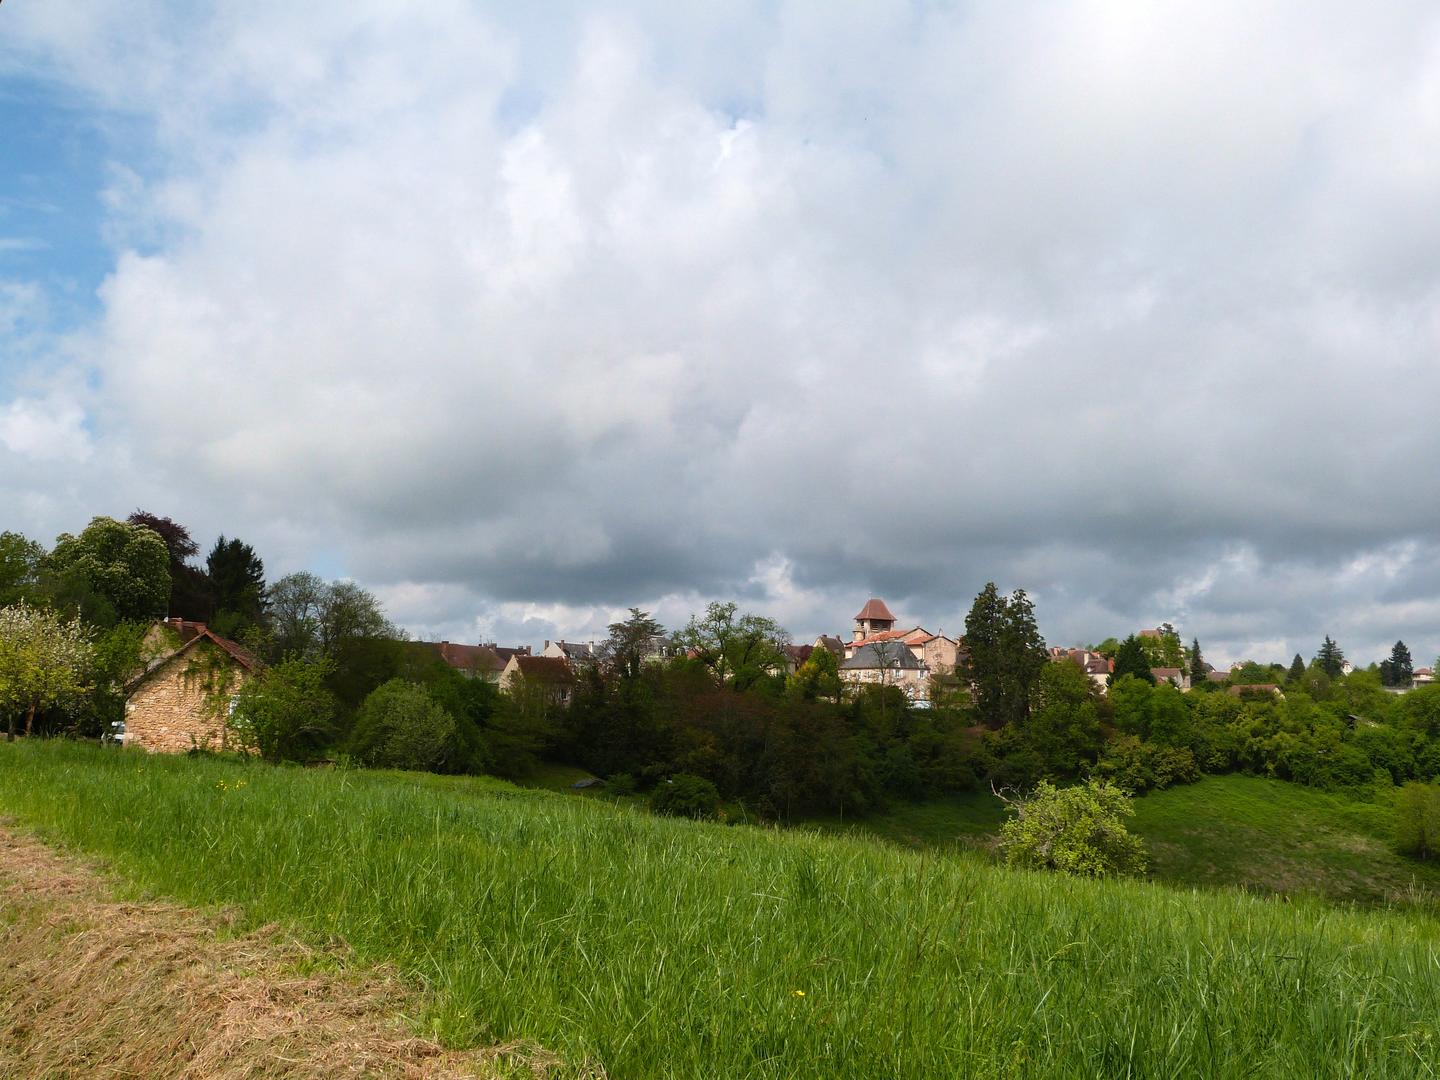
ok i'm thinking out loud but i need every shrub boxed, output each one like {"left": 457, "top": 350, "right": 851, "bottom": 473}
{"left": 1093, "top": 735, "right": 1198, "bottom": 793}
{"left": 350, "top": 679, "right": 457, "bottom": 772}
{"left": 1395, "top": 781, "right": 1440, "bottom": 859}
{"left": 649, "top": 773, "right": 721, "bottom": 820}
{"left": 607, "top": 772, "right": 637, "bottom": 796}
{"left": 226, "top": 659, "right": 336, "bottom": 762}
{"left": 997, "top": 779, "right": 1148, "bottom": 877}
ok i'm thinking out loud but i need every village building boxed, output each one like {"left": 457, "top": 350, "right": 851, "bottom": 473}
{"left": 1150, "top": 667, "right": 1190, "bottom": 690}
{"left": 542, "top": 640, "right": 599, "bottom": 666}
{"left": 1415, "top": 667, "right": 1435, "bottom": 687}
{"left": 499, "top": 654, "right": 575, "bottom": 705}
{"left": 843, "top": 599, "right": 961, "bottom": 674}
{"left": 416, "top": 641, "right": 505, "bottom": 682}
{"left": 839, "top": 641, "right": 930, "bottom": 700}
{"left": 1050, "top": 647, "right": 1113, "bottom": 693}
{"left": 124, "top": 619, "right": 260, "bottom": 753}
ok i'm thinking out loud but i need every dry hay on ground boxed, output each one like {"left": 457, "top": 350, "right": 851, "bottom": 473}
{"left": 0, "top": 823, "right": 575, "bottom": 1079}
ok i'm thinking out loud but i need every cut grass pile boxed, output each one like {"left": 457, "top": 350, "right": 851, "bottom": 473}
{"left": 812, "top": 774, "right": 1440, "bottom": 907}
{"left": 4, "top": 740, "right": 1440, "bottom": 1077}
{"left": 0, "top": 823, "right": 557, "bottom": 1078}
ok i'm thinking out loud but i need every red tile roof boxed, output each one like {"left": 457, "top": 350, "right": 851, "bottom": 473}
{"left": 128, "top": 623, "right": 261, "bottom": 691}
{"left": 423, "top": 641, "right": 504, "bottom": 673}
{"left": 510, "top": 655, "right": 574, "bottom": 682}
{"left": 854, "top": 598, "right": 897, "bottom": 622}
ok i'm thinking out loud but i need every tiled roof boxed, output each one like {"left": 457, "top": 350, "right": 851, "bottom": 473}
{"left": 841, "top": 643, "right": 926, "bottom": 671}
{"left": 128, "top": 623, "right": 260, "bottom": 691}
{"left": 511, "top": 655, "right": 574, "bottom": 681}
{"left": 854, "top": 598, "right": 897, "bottom": 622}
{"left": 423, "top": 641, "right": 504, "bottom": 673}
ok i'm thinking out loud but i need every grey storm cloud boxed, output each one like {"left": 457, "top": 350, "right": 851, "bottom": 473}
{"left": 3, "top": 1, "right": 1440, "bottom": 665}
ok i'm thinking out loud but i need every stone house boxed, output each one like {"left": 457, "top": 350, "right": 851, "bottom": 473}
{"left": 124, "top": 621, "right": 260, "bottom": 753}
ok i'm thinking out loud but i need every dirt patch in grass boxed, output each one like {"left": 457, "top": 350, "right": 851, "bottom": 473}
{"left": 0, "top": 823, "right": 577, "bottom": 1079}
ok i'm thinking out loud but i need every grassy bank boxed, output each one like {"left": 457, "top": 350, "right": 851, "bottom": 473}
{"left": 3, "top": 740, "right": 1440, "bottom": 1077}
{"left": 813, "top": 774, "right": 1440, "bottom": 907}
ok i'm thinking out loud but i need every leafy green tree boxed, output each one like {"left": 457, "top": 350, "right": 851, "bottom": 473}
{"left": 226, "top": 659, "right": 336, "bottom": 762}
{"left": 126, "top": 510, "right": 212, "bottom": 620}
{"left": 44, "top": 517, "right": 170, "bottom": 624}
{"left": 675, "top": 601, "right": 789, "bottom": 691}
{"left": 265, "top": 572, "right": 401, "bottom": 711}
{"left": 788, "top": 642, "right": 842, "bottom": 703}
{"left": 963, "top": 583, "right": 1048, "bottom": 728}
{"left": 1316, "top": 635, "right": 1345, "bottom": 679}
{"left": 0, "top": 531, "right": 45, "bottom": 606}
{"left": 206, "top": 536, "right": 266, "bottom": 636}
{"left": 1395, "top": 782, "right": 1440, "bottom": 859}
{"left": 1093, "top": 735, "right": 1198, "bottom": 793}
{"left": 604, "top": 607, "right": 666, "bottom": 680}
{"left": 997, "top": 778, "right": 1148, "bottom": 877}
{"left": 1110, "top": 674, "right": 1154, "bottom": 737}
{"left": 0, "top": 603, "right": 94, "bottom": 740}
{"left": 1024, "top": 660, "right": 1102, "bottom": 776}
{"left": 1110, "top": 635, "right": 1156, "bottom": 685}
{"left": 350, "top": 679, "right": 458, "bottom": 772}
{"left": 1138, "top": 624, "right": 1184, "bottom": 667}
{"left": 1380, "top": 641, "right": 1414, "bottom": 688}
{"left": 1401, "top": 685, "right": 1440, "bottom": 739}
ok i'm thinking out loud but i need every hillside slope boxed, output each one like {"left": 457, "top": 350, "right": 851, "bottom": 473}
{"left": 813, "top": 774, "right": 1440, "bottom": 907}
{"left": 2, "top": 741, "right": 1440, "bottom": 1078}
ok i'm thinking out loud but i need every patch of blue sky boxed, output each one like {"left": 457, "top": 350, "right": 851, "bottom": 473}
{"left": 0, "top": 75, "right": 125, "bottom": 343}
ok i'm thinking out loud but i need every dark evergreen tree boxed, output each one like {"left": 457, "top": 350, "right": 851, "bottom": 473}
{"left": 962, "top": 582, "right": 1047, "bottom": 728}
{"left": 206, "top": 535, "right": 267, "bottom": 636}
{"left": 1188, "top": 638, "right": 1206, "bottom": 688}
{"left": 1287, "top": 653, "right": 1306, "bottom": 683}
{"left": 1111, "top": 634, "right": 1156, "bottom": 685}
{"left": 1381, "top": 640, "right": 1414, "bottom": 687}
{"left": 1315, "top": 635, "right": 1346, "bottom": 679}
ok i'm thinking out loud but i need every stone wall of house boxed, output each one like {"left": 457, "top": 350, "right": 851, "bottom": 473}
{"left": 124, "top": 652, "right": 247, "bottom": 754}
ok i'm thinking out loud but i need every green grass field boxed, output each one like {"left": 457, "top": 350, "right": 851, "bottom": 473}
{"left": 4, "top": 741, "right": 1440, "bottom": 1077}
{"left": 812, "top": 774, "right": 1440, "bottom": 908}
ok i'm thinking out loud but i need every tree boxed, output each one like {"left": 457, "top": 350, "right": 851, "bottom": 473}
{"left": 1380, "top": 641, "right": 1414, "bottom": 688}
{"left": 126, "top": 510, "right": 211, "bottom": 620}
{"left": 1316, "top": 636, "right": 1345, "bottom": 679}
{"left": 206, "top": 536, "right": 266, "bottom": 635}
{"left": 226, "top": 659, "right": 336, "bottom": 762}
{"left": 1110, "top": 635, "right": 1155, "bottom": 685}
{"left": 1138, "top": 624, "right": 1184, "bottom": 668}
{"left": 788, "top": 641, "right": 842, "bottom": 704}
{"left": 604, "top": 608, "right": 666, "bottom": 680}
{"left": 1024, "top": 660, "right": 1102, "bottom": 776}
{"left": 1286, "top": 653, "right": 1306, "bottom": 684}
{"left": 0, "top": 531, "right": 44, "bottom": 606}
{"left": 265, "top": 572, "right": 399, "bottom": 709}
{"left": 350, "top": 679, "right": 458, "bottom": 772}
{"left": 1395, "top": 782, "right": 1440, "bottom": 860}
{"left": 1188, "top": 638, "right": 1206, "bottom": 689}
{"left": 996, "top": 778, "right": 1148, "bottom": 877}
{"left": 0, "top": 603, "right": 93, "bottom": 740}
{"left": 44, "top": 516, "right": 170, "bottom": 624}
{"left": 963, "top": 583, "right": 1048, "bottom": 728}
{"left": 674, "top": 602, "right": 789, "bottom": 691}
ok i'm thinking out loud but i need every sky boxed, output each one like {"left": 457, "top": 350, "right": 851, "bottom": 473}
{"left": 2, "top": 2, "right": 1440, "bottom": 667}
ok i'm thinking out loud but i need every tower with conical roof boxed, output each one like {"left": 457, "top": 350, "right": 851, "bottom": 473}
{"left": 853, "top": 598, "right": 897, "bottom": 641}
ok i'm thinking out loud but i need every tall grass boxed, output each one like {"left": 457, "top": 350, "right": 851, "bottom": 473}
{"left": 3, "top": 740, "right": 1440, "bottom": 1077}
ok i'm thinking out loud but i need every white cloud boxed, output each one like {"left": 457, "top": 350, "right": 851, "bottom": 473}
{"left": 2, "top": 2, "right": 1440, "bottom": 665}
